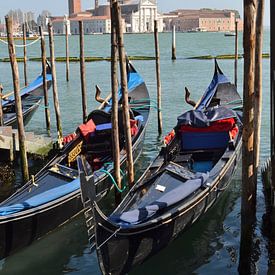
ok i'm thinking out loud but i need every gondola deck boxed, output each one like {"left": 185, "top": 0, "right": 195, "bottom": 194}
{"left": 2, "top": 72, "right": 52, "bottom": 127}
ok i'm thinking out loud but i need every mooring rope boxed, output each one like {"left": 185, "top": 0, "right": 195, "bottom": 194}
{"left": 97, "top": 226, "right": 122, "bottom": 249}
{"left": 0, "top": 37, "right": 41, "bottom": 48}
{"left": 100, "top": 168, "right": 127, "bottom": 193}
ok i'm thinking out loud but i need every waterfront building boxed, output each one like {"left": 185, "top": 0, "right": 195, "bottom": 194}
{"left": 121, "top": 0, "right": 163, "bottom": 32}
{"left": 51, "top": 0, "right": 163, "bottom": 34}
{"left": 163, "top": 9, "right": 243, "bottom": 32}
{"left": 70, "top": 16, "right": 112, "bottom": 34}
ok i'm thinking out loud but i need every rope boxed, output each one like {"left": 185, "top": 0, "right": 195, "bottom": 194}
{"left": 130, "top": 98, "right": 153, "bottom": 104}
{"left": 100, "top": 168, "right": 127, "bottom": 193}
{"left": 131, "top": 104, "right": 160, "bottom": 111}
{"left": 224, "top": 99, "right": 243, "bottom": 105}
{"left": 97, "top": 226, "right": 122, "bottom": 249}
{"left": 0, "top": 37, "right": 41, "bottom": 48}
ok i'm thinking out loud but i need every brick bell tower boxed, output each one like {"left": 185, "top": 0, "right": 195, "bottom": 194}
{"left": 68, "top": 0, "right": 82, "bottom": 16}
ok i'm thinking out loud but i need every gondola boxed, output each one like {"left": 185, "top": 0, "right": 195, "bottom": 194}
{"left": 79, "top": 60, "right": 243, "bottom": 275}
{"left": 2, "top": 65, "right": 52, "bottom": 127}
{"left": 0, "top": 61, "right": 150, "bottom": 259}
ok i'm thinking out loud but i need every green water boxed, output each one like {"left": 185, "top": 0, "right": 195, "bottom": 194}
{"left": 0, "top": 30, "right": 271, "bottom": 274}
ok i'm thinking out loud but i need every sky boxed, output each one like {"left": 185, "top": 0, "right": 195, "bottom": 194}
{"left": 0, "top": 0, "right": 271, "bottom": 26}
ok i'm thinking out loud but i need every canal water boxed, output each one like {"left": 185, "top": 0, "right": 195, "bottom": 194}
{"left": 0, "top": 30, "right": 271, "bottom": 274}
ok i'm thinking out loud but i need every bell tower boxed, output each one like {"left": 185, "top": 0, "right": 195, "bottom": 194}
{"left": 68, "top": 0, "right": 82, "bottom": 16}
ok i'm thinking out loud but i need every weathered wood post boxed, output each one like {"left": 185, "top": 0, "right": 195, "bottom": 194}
{"left": 253, "top": 0, "right": 264, "bottom": 183}
{"left": 234, "top": 20, "right": 238, "bottom": 88}
{"left": 48, "top": 22, "right": 63, "bottom": 142}
{"left": 242, "top": 0, "right": 257, "bottom": 218}
{"left": 269, "top": 0, "right": 275, "bottom": 272}
{"left": 271, "top": 0, "right": 275, "bottom": 191}
{"left": 172, "top": 25, "right": 176, "bottom": 60}
{"left": 22, "top": 22, "right": 28, "bottom": 86}
{"left": 79, "top": 20, "right": 88, "bottom": 123}
{"left": 154, "top": 20, "right": 163, "bottom": 135}
{"left": 238, "top": 1, "right": 257, "bottom": 273}
{"left": 0, "top": 84, "right": 3, "bottom": 126}
{"left": 5, "top": 16, "right": 29, "bottom": 182}
{"left": 65, "top": 19, "right": 70, "bottom": 82}
{"left": 114, "top": 2, "right": 135, "bottom": 187}
{"left": 110, "top": 0, "right": 122, "bottom": 204}
{"left": 39, "top": 26, "right": 51, "bottom": 136}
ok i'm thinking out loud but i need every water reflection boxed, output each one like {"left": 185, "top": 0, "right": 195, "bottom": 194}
{"left": 0, "top": 215, "right": 100, "bottom": 275}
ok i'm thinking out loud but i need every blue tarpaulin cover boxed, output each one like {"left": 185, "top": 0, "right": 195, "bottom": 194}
{"left": 177, "top": 106, "right": 237, "bottom": 128}
{"left": 110, "top": 172, "right": 209, "bottom": 226}
{"left": 196, "top": 72, "right": 229, "bottom": 110}
{"left": 2, "top": 74, "right": 52, "bottom": 107}
{"left": 104, "top": 71, "right": 144, "bottom": 113}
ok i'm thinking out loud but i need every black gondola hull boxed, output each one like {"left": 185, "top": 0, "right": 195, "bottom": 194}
{"left": 3, "top": 82, "right": 52, "bottom": 127}
{"left": 95, "top": 140, "right": 241, "bottom": 275}
{"left": 0, "top": 122, "right": 147, "bottom": 259}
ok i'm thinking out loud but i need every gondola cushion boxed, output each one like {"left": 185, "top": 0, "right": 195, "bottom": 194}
{"left": 78, "top": 119, "right": 96, "bottom": 141}
{"left": 110, "top": 172, "right": 209, "bottom": 226}
{"left": 181, "top": 131, "right": 230, "bottom": 150}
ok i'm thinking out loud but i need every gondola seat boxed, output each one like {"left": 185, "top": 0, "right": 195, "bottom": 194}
{"left": 177, "top": 106, "right": 238, "bottom": 151}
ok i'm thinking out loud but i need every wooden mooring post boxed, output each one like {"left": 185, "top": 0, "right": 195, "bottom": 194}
{"left": 48, "top": 22, "right": 63, "bottom": 142}
{"left": 0, "top": 84, "right": 3, "bottom": 126}
{"left": 79, "top": 21, "right": 88, "bottom": 123}
{"left": 253, "top": 0, "right": 264, "bottom": 183}
{"left": 270, "top": 0, "right": 275, "bottom": 192}
{"left": 22, "top": 22, "right": 28, "bottom": 86}
{"left": 5, "top": 16, "right": 29, "bottom": 182}
{"left": 114, "top": 1, "right": 135, "bottom": 187}
{"left": 234, "top": 21, "right": 238, "bottom": 88}
{"left": 110, "top": 0, "right": 122, "bottom": 204}
{"left": 261, "top": 0, "right": 275, "bottom": 273}
{"left": 241, "top": 0, "right": 257, "bottom": 218}
{"left": 39, "top": 26, "right": 51, "bottom": 136}
{"left": 65, "top": 20, "right": 70, "bottom": 82}
{"left": 171, "top": 25, "right": 176, "bottom": 60}
{"left": 238, "top": 2, "right": 265, "bottom": 273}
{"left": 154, "top": 20, "right": 163, "bottom": 135}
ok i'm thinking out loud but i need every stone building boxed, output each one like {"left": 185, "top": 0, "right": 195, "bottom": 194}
{"left": 163, "top": 9, "right": 243, "bottom": 32}
{"left": 52, "top": 15, "right": 113, "bottom": 35}
{"left": 70, "top": 16, "right": 112, "bottom": 34}
{"left": 120, "top": 0, "right": 163, "bottom": 33}
{"left": 68, "top": 0, "right": 82, "bottom": 16}
{"left": 51, "top": 0, "right": 163, "bottom": 34}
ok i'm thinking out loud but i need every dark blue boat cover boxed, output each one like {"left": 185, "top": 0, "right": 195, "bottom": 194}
{"left": 196, "top": 71, "right": 229, "bottom": 110}
{"left": 0, "top": 178, "right": 80, "bottom": 216}
{"left": 2, "top": 74, "right": 52, "bottom": 107}
{"left": 104, "top": 71, "right": 144, "bottom": 113}
{"left": 110, "top": 172, "right": 209, "bottom": 226}
{"left": 177, "top": 106, "right": 236, "bottom": 128}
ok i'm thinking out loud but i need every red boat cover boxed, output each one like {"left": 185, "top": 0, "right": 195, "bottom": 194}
{"left": 130, "top": 119, "right": 138, "bottom": 136}
{"left": 78, "top": 119, "right": 96, "bottom": 141}
{"left": 62, "top": 133, "right": 77, "bottom": 144}
{"left": 179, "top": 118, "right": 238, "bottom": 139}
